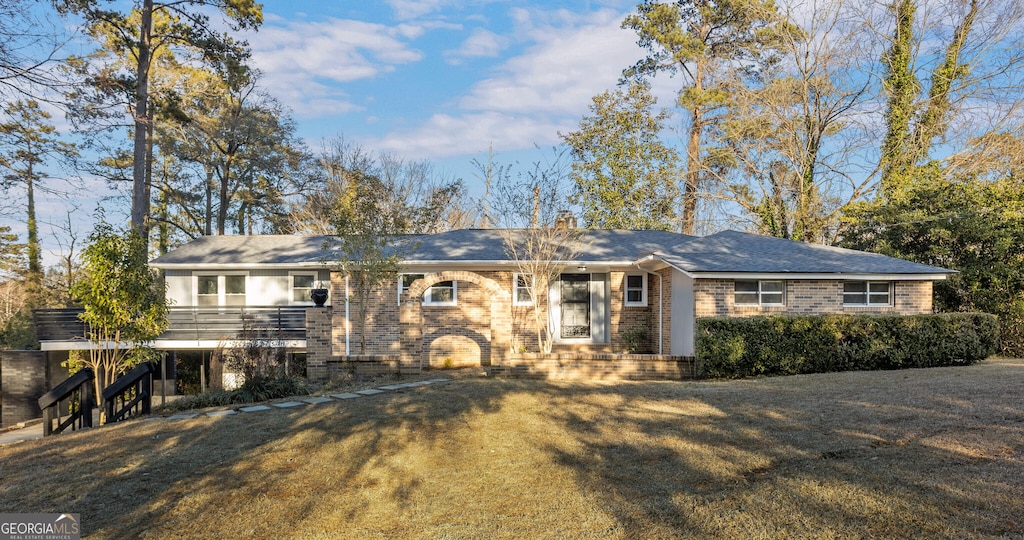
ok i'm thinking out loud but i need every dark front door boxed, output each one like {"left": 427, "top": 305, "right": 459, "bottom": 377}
{"left": 560, "top": 274, "right": 591, "bottom": 338}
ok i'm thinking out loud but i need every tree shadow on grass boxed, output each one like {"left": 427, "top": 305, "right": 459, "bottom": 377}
{"left": 0, "top": 363, "right": 1021, "bottom": 538}
{"left": 533, "top": 364, "right": 1024, "bottom": 538}
{"left": 0, "top": 376, "right": 513, "bottom": 538}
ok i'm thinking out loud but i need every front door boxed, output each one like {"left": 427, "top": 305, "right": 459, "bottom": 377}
{"left": 560, "top": 274, "right": 590, "bottom": 338}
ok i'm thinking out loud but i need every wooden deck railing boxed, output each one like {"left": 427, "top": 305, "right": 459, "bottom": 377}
{"left": 102, "top": 362, "right": 155, "bottom": 424}
{"left": 34, "top": 306, "right": 309, "bottom": 342}
{"left": 37, "top": 368, "right": 95, "bottom": 436}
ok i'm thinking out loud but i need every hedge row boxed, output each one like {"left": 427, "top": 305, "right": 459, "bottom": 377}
{"left": 696, "top": 313, "right": 999, "bottom": 379}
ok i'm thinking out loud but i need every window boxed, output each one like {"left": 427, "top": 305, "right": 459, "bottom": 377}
{"left": 424, "top": 280, "right": 457, "bottom": 306}
{"left": 844, "top": 281, "right": 891, "bottom": 306}
{"left": 624, "top": 274, "right": 646, "bottom": 306}
{"left": 197, "top": 275, "right": 219, "bottom": 307}
{"left": 195, "top": 274, "right": 247, "bottom": 307}
{"left": 291, "top": 273, "right": 316, "bottom": 304}
{"left": 397, "top": 273, "right": 425, "bottom": 305}
{"left": 734, "top": 280, "right": 785, "bottom": 306}
{"left": 225, "top": 275, "right": 246, "bottom": 306}
{"left": 514, "top": 273, "right": 533, "bottom": 306}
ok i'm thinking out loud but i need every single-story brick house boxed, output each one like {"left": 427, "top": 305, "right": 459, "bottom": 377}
{"left": 134, "top": 227, "right": 952, "bottom": 380}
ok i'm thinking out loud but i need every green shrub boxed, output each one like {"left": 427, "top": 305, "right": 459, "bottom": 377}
{"left": 696, "top": 313, "right": 999, "bottom": 379}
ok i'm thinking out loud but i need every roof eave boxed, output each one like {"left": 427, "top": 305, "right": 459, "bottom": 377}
{"left": 689, "top": 271, "right": 952, "bottom": 280}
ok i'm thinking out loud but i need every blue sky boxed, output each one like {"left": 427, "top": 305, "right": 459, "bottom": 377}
{"left": 4, "top": 0, "right": 684, "bottom": 268}
{"left": 240, "top": 1, "right": 675, "bottom": 185}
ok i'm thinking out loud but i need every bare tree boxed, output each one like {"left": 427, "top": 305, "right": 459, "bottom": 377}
{"left": 484, "top": 149, "right": 585, "bottom": 354}
{"left": 722, "top": 0, "right": 876, "bottom": 242}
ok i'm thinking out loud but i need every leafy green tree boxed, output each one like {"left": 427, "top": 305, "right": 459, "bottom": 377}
{"left": 157, "top": 67, "right": 309, "bottom": 237}
{"left": 53, "top": 0, "right": 262, "bottom": 236}
{"left": 622, "top": 0, "right": 801, "bottom": 234}
{"left": 562, "top": 81, "right": 679, "bottom": 231}
{"left": 843, "top": 172, "right": 1024, "bottom": 354}
{"left": 70, "top": 221, "right": 168, "bottom": 406}
{"left": 0, "top": 100, "right": 77, "bottom": 287}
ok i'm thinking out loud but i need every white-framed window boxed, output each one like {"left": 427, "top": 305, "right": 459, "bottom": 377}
{"left": 843, "top": 281, "right": 892, "bottom": 306}
{"left": 734, "top": 280, "right": 785, "bottom": 306}
{"left": 397, "top": 273, "right": 425, "bottom": 305}
{"left": 290, "top": 272, "right": 317, "bottom": 304}
{"left": 195, "top": 273, "right": 247, "bottom": 307}
{"left": 624, "top": 274, "right": 647, "bottom": 306}
{"left": 424, "top": 280, "right": 457, "bottom": 306}
{"left": 514, "top": 273, "right": 533, "bottom": 306}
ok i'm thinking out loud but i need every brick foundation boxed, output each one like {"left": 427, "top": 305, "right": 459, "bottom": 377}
{"left": 493, "top": 353, "right": 696, "bottom": 381}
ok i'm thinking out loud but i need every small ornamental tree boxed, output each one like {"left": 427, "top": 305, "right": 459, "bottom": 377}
{"left": 71, "top": 221, "right": 167, "bottom": 407}
{"left": 483, "top": 150, "right": 585, "bottom": 353}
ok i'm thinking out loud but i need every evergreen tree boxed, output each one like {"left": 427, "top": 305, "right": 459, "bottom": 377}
{"left": 562, "top": 81, "right": 680, "bottom": 231}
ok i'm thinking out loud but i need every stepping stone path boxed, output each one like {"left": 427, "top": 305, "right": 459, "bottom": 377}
{"left": 151, "top": 378, "right": 454, "bottom": 421}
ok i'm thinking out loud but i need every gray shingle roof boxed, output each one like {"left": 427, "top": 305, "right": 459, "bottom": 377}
{"left": 150, "top": 228, "right": 953, "bottom": 275}
{"left": 654, "top": 230, "right": 951, "bottom": 274}
{"left": 150, "top": 235, "right": 335, "bottom": 266}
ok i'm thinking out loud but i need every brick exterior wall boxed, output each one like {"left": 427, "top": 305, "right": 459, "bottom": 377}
{"left": 694, "top": 279, "right": 934, "bottom": 318}
{"left": 1, "top": 351, "right": 69, "bottom": 427}
{"left": 609, "top": 271, "right": 655, "bottom": 353}
{"left": 305, "top": 307, "right": 332, "bottom": 381}
{"left": 303, "top": 270, "right": 935, "bottom": 382}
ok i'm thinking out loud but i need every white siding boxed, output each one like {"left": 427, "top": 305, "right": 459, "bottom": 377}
{"left": 164, "top": 269, "right": 328, "bottom": 307}
{"left": 248, "top": 274, "right": 289, "bottom": 305}
{"left": 165, "top": 273, "right": 192, "bottom": 307}
{"left": 671, "top": 270, "right": 695, "bottom": 356}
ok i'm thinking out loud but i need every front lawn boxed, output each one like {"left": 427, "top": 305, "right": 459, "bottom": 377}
{"left": 1, "top": 359, "right": 1021, "bottom": 538}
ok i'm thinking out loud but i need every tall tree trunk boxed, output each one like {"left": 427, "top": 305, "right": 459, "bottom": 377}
{"left": 879, "top": 0, "right": 918, "bottom": 198}
{"left": 131, "top": 0, "right": 154, "bottom": 236}
{"left": 681, "top": 57, "right": 708, "bottom": 236}
{"left": 205, "top": 166, "right": 214, "bottom": 236}
{"left": 25, "top": 161, "right": 40, "bottom": 284}
{"left": 217, "top": 157, "right": 231, "bottom": 235}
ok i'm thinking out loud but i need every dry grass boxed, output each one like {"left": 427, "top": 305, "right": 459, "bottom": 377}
{"left": 1, "top": 360, "right": 1022, "bottom": 539}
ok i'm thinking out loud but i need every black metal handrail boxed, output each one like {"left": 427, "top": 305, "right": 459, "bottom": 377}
{"left": 34, "top": 306, "right": 310, "bottom": 342}
{"left": 38, "top": 368, "right": 95, "bottom": 436}
{"left": 102, "top": 362, "right": 155, "bottom": 424}
{"left": 162, "top": 306, "right": 308, "bottom": 341}
{"left": 33, "top": 307, "right": 87, "bottom": 341}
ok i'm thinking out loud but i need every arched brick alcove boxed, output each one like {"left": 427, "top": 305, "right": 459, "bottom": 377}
{"left": 400, "top": 271, "right": 511, "bottom": 370}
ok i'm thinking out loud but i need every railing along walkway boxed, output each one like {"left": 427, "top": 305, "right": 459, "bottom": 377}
{"left": 37, "top": 368, "right": 95, "bottom": 436}
{"left": 102, "top": 362, "right": 155, "bottom": 424}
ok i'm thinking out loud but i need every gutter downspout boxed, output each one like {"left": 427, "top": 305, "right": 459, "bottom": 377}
{"left": 345, "top": 275, "right": 351, "bottom": 356}
{"left": 636, "top": 263, "right": 664, "bottom": 355}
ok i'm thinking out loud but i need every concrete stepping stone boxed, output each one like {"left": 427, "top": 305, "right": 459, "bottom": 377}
{"left": 330, "top": 393, "right": 360, "bottom": 400}
{"left": 356, "top": 389, "right": 384, "bottom": 395}
{"left": 377, "top": 385, "right": 405, "bottom": 390}
{"left": 302, "top": 396, "right": 333, "bottom": 404}
{"left": 273, "top": 401, "right": 305, "bottom": 408}
{"left": 239, "top": 405, "right": 272, "bottom": 413}
{"left": 165, "top": 413, "right": 199, "bottom": 420}
{"left": 427, "top": 378, "right": 452, "bottom": 383}
{"left": 206, "top": 410, "right": 237, "bottom": 417}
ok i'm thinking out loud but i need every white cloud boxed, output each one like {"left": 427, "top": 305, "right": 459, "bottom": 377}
{"left": 368, "top": 7, "right": 679, "bottom": 159}
{"left": 245, "top": 18, "right": 426, "bottom": 117}
{"left": 444, "top": 27, "right": 509, "bottom": 63}
{"left": 370, "top": 111, "right": 566, "bottom": 159}
{"left": 386, "top": 0, "right": 449, "bottom": 21}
